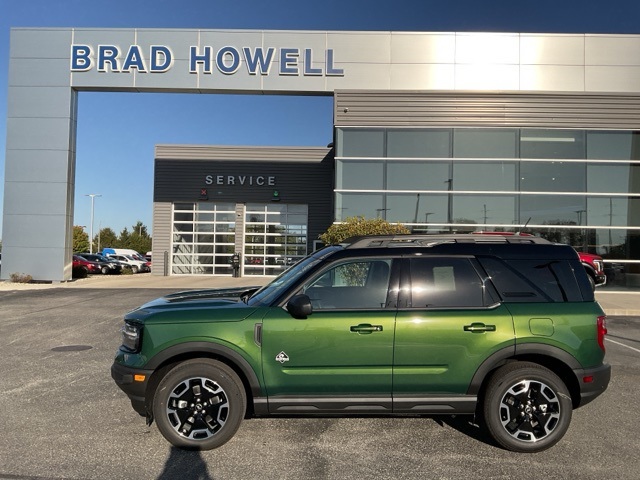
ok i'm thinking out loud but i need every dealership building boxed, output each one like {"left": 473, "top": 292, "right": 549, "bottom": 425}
{"left": 4, "top": 28, "right": 640, "bottom": 285}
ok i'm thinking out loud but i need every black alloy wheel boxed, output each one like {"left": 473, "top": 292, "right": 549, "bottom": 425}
{"left": 482, "top": 362, "right": 572, "bottom": 453}
{"left": 153, "top": 359, "right": 246, "bottom": 450}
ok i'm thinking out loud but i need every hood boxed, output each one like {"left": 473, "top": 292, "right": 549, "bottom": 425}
{"left": 125, "top": 286, "right": 261, "bottom": 323}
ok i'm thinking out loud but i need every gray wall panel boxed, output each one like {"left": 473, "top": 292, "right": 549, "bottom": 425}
{"left": 334, "top": 91, "right": 640, "bottom": 129}
{"left": 390, "top": 33, "right": 455, "bottom": 64}
{"left": 455, "top": 64, "right": 520, "bottom": 90}
{"left": 326, "top": 33, "right": 391, "bottom": 63}
{"left": 6, "top": 117, "right": 75, "bottom": 151}
{"left": 134, "top": 59, "right": 197, "bottom": 90}
{"left": 5, "top": 150, "right": 74, "bottom": 183}
{"left": 9, "top": 59, "right": 72, "bottom": 87}
{"left": 586, "top": 35, "right": 640, "bottom": 66}
{"left": 151, "top": 202, "right": 171, "bottom": 276}
{"left": 520, "top": 35, "right": 584, "bottom": 65}
{"left": 4, "top": 182, "right": 72, "bottom": 215}
{"left": 7, "top": 86, "right": 73, "bottom": 117}
{"left": 455, "top": 33, "right": 520, "bottom": 64}
{"left": 3, "top": 213, "right": 69, "bottom": 248}
{"left": 390, "top": 64, "right": 455, "bottom": 90}
{"left": 586, "top": 66, "right": 640, "bottom": 93}
{"left": 10, "top": 28, "right": 72, "bottom": 58}
{"left": 520, "top": 65, "right": 585, "bottom": 91}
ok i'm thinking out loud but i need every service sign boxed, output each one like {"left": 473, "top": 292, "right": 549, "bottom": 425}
{"left": 70, "top": 44, "right": 345, "bottom": 77}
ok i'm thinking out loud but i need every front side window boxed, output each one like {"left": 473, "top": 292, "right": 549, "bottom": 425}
{"left": 303, "top": 259, "right": 393, "bottom": 310}
{"left": 407, "top": 257, "right": 485, "bottom": 308}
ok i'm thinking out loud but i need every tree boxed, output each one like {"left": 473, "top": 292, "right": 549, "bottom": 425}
{"left": 319, "top": 216, "right": 410, "bottom": 245}
{"left": 98, "top": 227, "right": 118, "bottom": 251}
{"left": 72, "top": 225, "right": 89, "bottom": 253}
{"left": 128, "top": 221, "right": 152, "bottom": 254}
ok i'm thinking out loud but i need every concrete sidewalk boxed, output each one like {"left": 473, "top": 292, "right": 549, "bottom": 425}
{"left": 2, "top": 273, "right": 639, "bottom": 316}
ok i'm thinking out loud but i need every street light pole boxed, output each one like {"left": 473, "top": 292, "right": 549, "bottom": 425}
{"left": 85, "top": 194, "right": 102, "bottom": 254}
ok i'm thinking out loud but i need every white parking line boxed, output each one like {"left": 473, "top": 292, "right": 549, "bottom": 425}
{"left": 606, "top": 338, "right": 640, "bottom": 354}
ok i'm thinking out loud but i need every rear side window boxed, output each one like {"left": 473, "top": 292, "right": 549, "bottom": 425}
{"left": 478, "top": 257, "right": 582, "bottom": 302}
{"left": 408, "top": 257, "right": 485, "bottom": 308}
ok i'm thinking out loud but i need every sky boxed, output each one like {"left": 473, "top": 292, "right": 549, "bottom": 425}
{"left": 2, "top": 0, "right": 640, "bottom": 240}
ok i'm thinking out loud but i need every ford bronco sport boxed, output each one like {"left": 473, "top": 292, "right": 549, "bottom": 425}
{"left": 111, "top": 234, "right": 610, "bottom": 453}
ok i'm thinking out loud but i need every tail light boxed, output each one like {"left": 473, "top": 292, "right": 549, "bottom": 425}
{"left": 597, "top": 315, "right": 607, "bottom": 352}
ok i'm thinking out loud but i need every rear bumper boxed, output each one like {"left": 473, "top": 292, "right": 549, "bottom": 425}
{"left": 111, "top": 362, "right": 154, "bottom": 415}
{"left": 575, "top": 363, "right": 611, "bottom": 407}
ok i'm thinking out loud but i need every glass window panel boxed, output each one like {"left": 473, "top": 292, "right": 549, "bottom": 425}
{"left": 520, "top": 129, "right": 585, "bottom": 159}
{"left": 587, "top": 197, "right": 633, "bottom": 227}
{"left": 337, "top": 129, "right": 384, "bottom": 157}
{"left": 386, "top": 194, "right": 448, "bottom": 224}
{"left": 215, "top": 245, "right": 235, "bottom": 254}
{"left": 587, "top": 164, "right": 640, "bottom": 194}
{"left": 409, "top": 257, "right": 484, "bottom": 307}
{"left": 173, "top": 233, "right": 193, "bottom": 244}
{"left": 453, "top": 162, "right": 516, "bottom": 191}
{"left": 216, "top": 213, "right": 235, "bottom": 222}
{"left": 196, "top": 212, "right": 214, "bottom": 222}
{"left": 215, "top": 223, "right": 235, "bottom": 233}
{"left": 174, "top": 203, "right": 193, "bottom": 211}
{"left": 247, "top": 213, "right": 265, "bottom": 222}
{"left": 336, "top": 160, "right": 384, "bottom": 189}
{"left": 173, "top": 212, "right": 193, "bottom": 222}
{"left": 386, "top": 161, "right": 451, "bottom": 190}
{"left": 520, "top": 195, "right": 586, "bottom": 225}
{"left": 387, "top": 129, "right": 451, "bottom": 158}
{"left": 587, "top": 131, "right": 640, "bottom": 160}
{"left": 520, "top": 161, "right": 585, "bottom": 192}
{"left": 197, "top": 234, "right": 214, "bottom": 243}
{"left": 173, "top": 223, "right": 193, "bottom": 233}
{"left": 454, "top": 129, "right": 517, "bottom": 158}
{"left": 453, "top": 195, "right": 517, "bottom": 225}
{"left": 215, "top": 234, "right": 235, "bottom": 243}
{"left": 335, "top": 193, "right": 384, "bottom": 221}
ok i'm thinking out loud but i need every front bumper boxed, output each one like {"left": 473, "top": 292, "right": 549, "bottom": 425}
{"left": 575, "top": 363, "right": 611, "bottom": 407}
{"left": 111, "top": 361, "right": 154, "bottom": 416}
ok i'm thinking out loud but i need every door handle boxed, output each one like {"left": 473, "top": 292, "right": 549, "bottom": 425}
{"left": 350, "top": 324, "right": 383, "bottom": 334}
{"left": 463, "top": 323, "right": 496, "bottom": 333}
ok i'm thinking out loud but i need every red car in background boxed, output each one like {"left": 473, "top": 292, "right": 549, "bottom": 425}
{"left": 73, "top": 254, "right": 101, "bottom": 275}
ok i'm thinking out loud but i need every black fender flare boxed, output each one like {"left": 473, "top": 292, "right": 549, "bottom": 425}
{"left": 145, "top": 341, "right": 263, "bottom": 399}
{"left": 467, "top": 343, "right": 582, "bottom": 396}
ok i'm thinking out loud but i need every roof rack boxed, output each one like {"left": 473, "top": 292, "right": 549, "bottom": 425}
{"left": 343, "top": 234, "right": 551, "bottom": 249}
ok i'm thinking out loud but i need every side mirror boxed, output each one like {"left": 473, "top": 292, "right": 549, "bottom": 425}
{"left": 287, "top": 294, "right": 313, "bottom": 319}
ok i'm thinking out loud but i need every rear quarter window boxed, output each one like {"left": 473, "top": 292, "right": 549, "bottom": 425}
{"left": 478, "top": 257, "right": 583, "bottom": 303}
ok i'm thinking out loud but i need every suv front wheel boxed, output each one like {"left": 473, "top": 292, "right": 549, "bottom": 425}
{"left": 482, "top": 362, "right": 573, "bottom": 453}
{"left": 152, "top": 359, "right": 246, "bottom": 450}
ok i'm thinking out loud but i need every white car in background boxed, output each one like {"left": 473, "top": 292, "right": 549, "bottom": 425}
{"left": 106, "top": 254, "right": 150, "bottom": 274}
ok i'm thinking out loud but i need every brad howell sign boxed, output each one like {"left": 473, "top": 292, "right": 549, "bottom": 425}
{"left": 71, "top": 44, "right": 345, "bottom": 76}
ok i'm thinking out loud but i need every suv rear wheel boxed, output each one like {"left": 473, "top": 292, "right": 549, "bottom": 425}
{"left": 152, "top": 359, "right": 246, "bottom": 450}
{"left": 482, "top": 362, "right": 572, "bottom": 453}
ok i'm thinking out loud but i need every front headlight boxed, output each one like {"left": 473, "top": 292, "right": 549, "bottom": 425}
{"left": 121, "top": 322, "right": 142, "bottom": 353}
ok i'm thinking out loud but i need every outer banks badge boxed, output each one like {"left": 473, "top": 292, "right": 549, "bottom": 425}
{"left": 275, "top": 351, "right": 290, "bottom": 364}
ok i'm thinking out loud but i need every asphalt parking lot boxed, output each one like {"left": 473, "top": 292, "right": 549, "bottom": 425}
{"left": 0, "top": 282, "right": 639, "bottom": 480}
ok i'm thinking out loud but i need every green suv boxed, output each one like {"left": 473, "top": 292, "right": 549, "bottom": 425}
{"left": 111, "top": 234, "right": 610, "bottom": 453}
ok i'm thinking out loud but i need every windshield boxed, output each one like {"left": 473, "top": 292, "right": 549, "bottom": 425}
{"left": 247, "top": 246, "right": 341, "bottom": 306}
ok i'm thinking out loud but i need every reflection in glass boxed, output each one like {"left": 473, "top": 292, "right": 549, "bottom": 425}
{"left": 387, "top": 161, "right": 451, "bottom": 190}
{"left": 387, "top": 129, "right": 451, "bottom": 158}
{"left": 336, "top": 160, "right": 384, "bottom": 189}
{"left": 336, "top": 193, "right": 383, "bottom": 221}
{"left": 454, "top": 129, "right": 517, "bottom": 158}
{"left": 386, "top": 194, "right": 448, "bottom": 224}
{"left": 520, "top": 195, "right": 586, "bottom": 225}
{"left": 453, "top": 162, "right": 516, "bottom": 191}
{"left": 337, "top": 129, "right": 384, "bottom": 157}
{"left": 520, "top": 161, "right": 585, "bottom": 192}
{"left": 520, "top": 129, "right": 585, "bottom": 159}
{"left": 453, "top": 195, "right": 517, "bottom": 225}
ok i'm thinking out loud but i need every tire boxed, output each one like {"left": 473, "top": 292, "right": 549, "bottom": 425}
{"left": 131, "top": 265, "right": 139, "bottom": 274}
{"left": 587, "top": 273, "right": 596, "bottom": 291}
{"left": 152, "top": 359, "right": 246, "bottom": 450}
{"left": 482, "top": 362, "right": 572, "bottom": 453}
{"left": 101, "top": 266, "right": 109, "bottom": 275}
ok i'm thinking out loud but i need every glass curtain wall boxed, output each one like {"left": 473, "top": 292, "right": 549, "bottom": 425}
{"left": 336, "top": 128, "right": 640, "bottom": 288}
